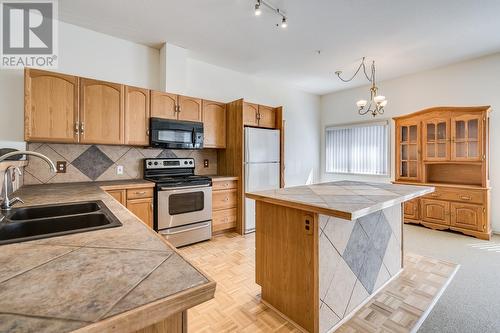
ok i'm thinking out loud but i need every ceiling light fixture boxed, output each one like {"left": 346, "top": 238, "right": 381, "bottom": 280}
{"left": 253, "top": 0, "right": 288, "bottom": 28}
{"left": 254, "top": 1, "right": 262, "bottom": 16}
{"left": 335, "top": 57, "right": 387, "bottom": 117}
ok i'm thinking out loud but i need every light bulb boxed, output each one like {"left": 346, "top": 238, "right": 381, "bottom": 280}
{"left": 373, "top": 95, "right": 386, "bottom": 104}
{"left": 356, "top": 100, "right": 367, "bottom": 108}
{"left": 281, "top": 17, "right": 288, "bottom": 28}
{"left": 254, "top": 3, "right": 262, "bottom": 16}
{"left": 379, "top": 100, "right": 388, "bottom": 107}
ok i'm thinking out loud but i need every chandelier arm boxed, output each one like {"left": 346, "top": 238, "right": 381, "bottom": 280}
{"left": 362, "top": 61, "right": 373, "bottom": 82}
{"left": 336, "top": 57, "right": 366, "bottom": 83}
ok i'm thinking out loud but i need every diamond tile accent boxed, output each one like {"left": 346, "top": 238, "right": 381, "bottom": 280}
{"left": 156, "top": 150, "right": 177, "bottom": 158}
{"left": 72, "top": 146, "right": 114, "bottom": 181}
{"left": 342, "top": 221, "right": 370, "bottom": 276}
{"left": 358, "top": 246, "right": 383, "bottom": 293}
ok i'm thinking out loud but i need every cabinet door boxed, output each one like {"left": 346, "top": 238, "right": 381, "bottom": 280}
{"left": 202, "top": 100, "right": 226, "bottom": 148}
{"left": 423, "top": 118, "right": 449, "bottom": 161}
{"left": 124, "top": 86, "right": 150, "bottom": 146}
{"left": 451, "top": 114, "right": 483, "bottom": 161}
{"left": 80, "top": 78, "right": 124, "bottom": 145}
{"left": 450, "top": 202, "right": 484, "bottom": 231}
{"left": 127, "top": 198, "right": 153, "bottom": 228}
{"left": 243, "top": 102, "right": 259, "bottom": 126}
{"left": 404, "top": 199, "right": 419, "bottom": 220}
{"left": 258, "top": 105, "right": 276, "bottom": 128}
{"left": 25, "top": 69, "right": 79, "bottom": 143}
{"left": 178, "top": 95, "right": 202, "bottom": 122}
{"left": 396, "top": 121, "right": 420, "bottom": 181}
{"left": 421, "top": 199, "right": 450, "bottom": 225}
{"left": 106, "top": 189, "right": 126, "bottom": 206}
{"left": 150, "top": 91, "right": 178, "bottom": 120}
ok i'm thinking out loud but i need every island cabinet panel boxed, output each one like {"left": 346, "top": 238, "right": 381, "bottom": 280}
{"left": 24, "top": 68, "right": 79, "bottom": 143}
{"left": 255, "top": 201, "right": 318, "bottom": 333}
{"left": 394, "top": 106, "right": 491, "bottom": 239}
{"left": 150, "top": 91, "right": 178, "bottom": 120}
{"left": 80, "top": 78, "right": 124, "bottom": 145}
{"left": 125, "top": 86, "right": 150, "bottom": 146}
{"left": 202, "top": 100, "right": 226, "bottom": 148}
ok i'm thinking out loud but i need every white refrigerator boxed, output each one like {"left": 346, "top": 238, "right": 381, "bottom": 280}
{"left": 244, "top": 127, "right": 281, "bottom": 233}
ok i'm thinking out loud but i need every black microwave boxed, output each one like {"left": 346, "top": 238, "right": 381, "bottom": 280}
{"left": 150, "top": 118, "right": 204, "bottom": 149}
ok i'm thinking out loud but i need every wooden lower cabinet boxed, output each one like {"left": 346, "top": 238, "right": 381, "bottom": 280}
{"left": 403, "top": 198, "right": 419, "bottom": 221}
{"left": 421, "top": 199, "right": 450, "bottom": 225}
{"left": 105, "top": 186, "right": 154, "bottom": 229}
{"left": 450, "top": 202, "right": 485, "bottom": 232}
{"left": 402, "top": 185, "right": 490, "bottom": 239}
{"left": 211, "top": 178, "right": 238, "bottom": 234}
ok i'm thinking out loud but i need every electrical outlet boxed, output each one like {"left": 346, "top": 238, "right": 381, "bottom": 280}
{"left": 117, "top": 165, "right": 124, "bottom": 175}
{"left": 56, "top": 161, "right": 67, "bottom": 173}
{"left": 204, "top": 159, "right": 209, "bottom": 168}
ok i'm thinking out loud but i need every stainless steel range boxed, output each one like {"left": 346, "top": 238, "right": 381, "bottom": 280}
{"left": 144, "top": 158, "right": 212, "bottom": 247}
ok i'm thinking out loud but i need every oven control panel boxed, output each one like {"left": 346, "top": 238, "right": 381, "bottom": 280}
{"left": 144, "top": 158, "right": 195, "bottom": 169}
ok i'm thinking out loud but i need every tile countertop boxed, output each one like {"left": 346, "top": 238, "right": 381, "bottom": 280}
{"left": 0, "top": 181, "right": 215, "bottom": 333}
{"left": 246, "top": 180, "right": 434, "bottom": 220}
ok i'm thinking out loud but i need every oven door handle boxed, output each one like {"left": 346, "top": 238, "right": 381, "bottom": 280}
{"left": 159, "top": 184, "right": 211, "bottom": 191}
{"left": 161, "top": 222, "right": 210, "bottom": 235}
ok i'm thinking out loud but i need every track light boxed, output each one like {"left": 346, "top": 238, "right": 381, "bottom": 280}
{"left": 253, "top": 0, "right": 288, "bottom": 28}
{"left": 254, "top": 1, "right": 262, "bottom": 16}
{"left": 281, "top": 17, "right": 287, "bottom": 28}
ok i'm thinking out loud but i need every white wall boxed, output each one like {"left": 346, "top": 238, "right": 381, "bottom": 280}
{"left": 0, "top": 20, "right": 160, "bottom": 145}
{"left": 184, "top": 58, "right": 321, "bottom": 186}
{"left": 320, "top": 52, "right": 500, "bottom": 231}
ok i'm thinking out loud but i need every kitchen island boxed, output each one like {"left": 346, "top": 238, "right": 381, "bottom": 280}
{"left": 0, "top": 181, "right": 215, "bottom": 333}
{"left": 246, "top": 181, "right": 433, "bottom": 333}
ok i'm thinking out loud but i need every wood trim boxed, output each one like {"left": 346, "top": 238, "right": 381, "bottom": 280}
{"left": 393, "top": 106, "right": 491, "bottom": 120}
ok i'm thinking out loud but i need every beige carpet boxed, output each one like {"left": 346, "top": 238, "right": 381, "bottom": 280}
{"left": 405, "top": 224, "right": 500, "bottom": 332}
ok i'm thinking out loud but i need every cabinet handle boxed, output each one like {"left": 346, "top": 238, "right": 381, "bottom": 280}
{"left": 176, "top": 105, "right": 181, "bottom": 113}
{"left": 135, "top": 191, "right": 146, "bottom": 195}
{"left": 460, "top": 195, "right": 472, "bottom": 201}
{"left": 74, "top": 122, "right": 80, "bottom": 134}
{"left": 80, "top": 122, "right": 85, "bottom": 133}
{"left": 146, "top": 129, "right": 150, "bottom": 136}
{"left": 431, "top": 193, "right": 440, "bottom": 197}
{"left": 224, "top": 197, "right": 229, "bottom": 201}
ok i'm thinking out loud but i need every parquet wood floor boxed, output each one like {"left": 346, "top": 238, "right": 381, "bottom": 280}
{"left": 179, "top": 233, "right": 458, "bottom": 333}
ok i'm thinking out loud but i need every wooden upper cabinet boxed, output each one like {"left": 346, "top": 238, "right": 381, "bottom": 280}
{"left": 451, "top": 113, "right": 483, "bottom": 161}
{"left": 243, "top": 102, "right": 259, "bottom": 126}
{"left": 423, "top": 117, "right": 450, "bottom": 161}
{"left": 396, "top": 120, "right": 420, "bottom": 181}
{"left": 124, "top": 86, "right": 150, "bottom": 146}
{"left": 80, "top": 78, "right": 124, "bottom": 145}
{"left": 178, "top": 95, "right": 202, "bottom": 122}
{"left": 25, "top": 69, "right": 79, "bottom": 143}
{"left": 150, "top": 90, "right": 177, "bottom": 120}
{"left": 258, "top": 105, "right": 276, "bottom": 128}
{"left": 203, "top": 100, "right": 226, "bottom": 148}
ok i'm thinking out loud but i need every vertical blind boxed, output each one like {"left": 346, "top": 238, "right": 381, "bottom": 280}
{"left": 325, "top": 122, "right": 389, "bottom": 175}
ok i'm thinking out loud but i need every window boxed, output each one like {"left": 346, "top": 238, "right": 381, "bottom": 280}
{"left": 325, "top": 121, "right": 389, "bottom": 175}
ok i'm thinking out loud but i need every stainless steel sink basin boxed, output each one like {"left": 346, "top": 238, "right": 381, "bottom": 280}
{"left": 0, "top": 201, "right": 122, "bottom": 245}
{"left": 8, "top": 202, "right": 100, "bottom": 220}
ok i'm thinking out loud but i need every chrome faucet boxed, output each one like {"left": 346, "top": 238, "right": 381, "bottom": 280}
{"left": 0, "top": 151, "right": 56, "bottom": 211}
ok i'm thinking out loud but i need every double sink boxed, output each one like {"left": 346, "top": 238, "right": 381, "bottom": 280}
{"left": 0, "top": 201, "right": 122, "bottom": 245}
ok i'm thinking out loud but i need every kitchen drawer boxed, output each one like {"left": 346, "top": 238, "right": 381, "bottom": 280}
{"left": 213, "top": 208, "right": 237, "bottom": 232}
{"left": 212, "top": 179, "right": 237, "bottom": 191}
{"left": 425, "top": 187, "right": 484, "bottom": 204}
{"left": 212, "top": 189, "right": 237, "bottom": 210}
{"left": 126, "top": 187, "right": 153, "bottom": 200}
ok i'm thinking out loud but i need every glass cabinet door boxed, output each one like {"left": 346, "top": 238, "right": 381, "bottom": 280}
{"left": 398, "top": 123, "right": 419, "bottom": 180}
{"left": 423, "top": 118, "right": 449, "bottom": 161}
{"left": 451, "top": 114, "right": 482, "bottom": 161}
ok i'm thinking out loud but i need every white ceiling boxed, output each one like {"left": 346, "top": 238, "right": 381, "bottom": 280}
{"left": 58, "top": 0, "right": 500, "bottom": 95}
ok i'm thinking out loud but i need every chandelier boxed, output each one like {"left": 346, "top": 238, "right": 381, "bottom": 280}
{"left": 335, "top": 57, "right": 387, "bottom": 117}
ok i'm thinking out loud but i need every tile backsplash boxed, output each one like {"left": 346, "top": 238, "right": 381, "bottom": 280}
{"left": 24, "top": 143, "right": 218, "bottom": 185}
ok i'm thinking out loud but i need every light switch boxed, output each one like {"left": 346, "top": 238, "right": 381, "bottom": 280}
{"left": 117, "top": 165, "right": 124, "bottom": 175}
